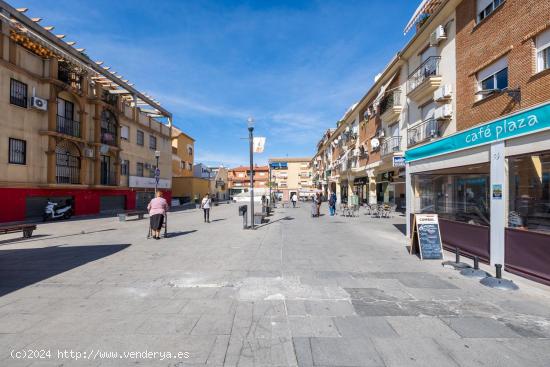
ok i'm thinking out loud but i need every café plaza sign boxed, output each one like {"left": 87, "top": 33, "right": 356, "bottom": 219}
{"left": 405, "top": 102, "right": 550, "bottom": 162}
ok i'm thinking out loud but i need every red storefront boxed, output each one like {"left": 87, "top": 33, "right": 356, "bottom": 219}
{"left": 0, "top": 187, "right": 171, "bottom": 223}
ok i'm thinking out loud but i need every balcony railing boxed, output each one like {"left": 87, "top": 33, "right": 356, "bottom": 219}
{"left": 407, "top": 56, "right": 441, "bottom": 93}
{"left": 56, "top": 115, "right": 81, "bottom": 138}
{"left": 380, "top": 88, "right": 402, "bottom": 115}
{"left": 381, "top": 136, "right": 402, "bottom": 156}
{"left": 407, "top": 118, "right": 441, "bottom": 147}
{"left": 101, "top": 131, "right": 117, "bottom": 146}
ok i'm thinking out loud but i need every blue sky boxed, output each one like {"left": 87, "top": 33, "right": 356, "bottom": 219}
{"left": 13, "top": 0, "right": 417, "bottom": 166}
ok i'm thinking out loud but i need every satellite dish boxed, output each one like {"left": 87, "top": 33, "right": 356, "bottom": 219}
{"left": 371, "top": 138, "right": 380, "bottom": 149}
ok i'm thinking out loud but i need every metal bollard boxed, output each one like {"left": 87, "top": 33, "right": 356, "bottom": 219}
{"left": 495, "top": 264, "right": 502, "bottom": 279}
{"left": 473, "top": 256, "right": 479, "bottom": 270}
{"left": 455, "top": 247, "right": 460, "bottom": 263}
{"left": 443, "top": 247, "right": 470, "bottom": 269}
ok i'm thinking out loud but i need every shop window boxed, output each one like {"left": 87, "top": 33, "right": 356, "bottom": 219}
{"left": 9, "top": 138, "right": 26, "bottom": 165}
{"left": 536, "top": 28, "right": 550, "bottom": 73}
{"left": 10, "top": 79, "right": 28, "bottom": 108}
{"left": 508, "top": 152, "right": 550, "bottom": 233}
{"left": 477, "top": 0, "right": 503, "bottom": 23}
{"left": 413, "top": 164, "right": 490, "bottom": 226}
{"left": 477, "top": 57, "right": 508, "bottom": 99}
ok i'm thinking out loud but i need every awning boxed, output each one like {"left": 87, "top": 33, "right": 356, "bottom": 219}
{"left": 269, "top": 162, "right": 287, "bottom": 169}
{"left": 403, "top": 0, "right": 443, "bottom": 34}
{"left": 373, "top": 71, "right": 399, "bottom": 107}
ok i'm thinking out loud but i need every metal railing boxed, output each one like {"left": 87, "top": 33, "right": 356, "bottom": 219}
{"left": 380, "top": 88, "right": 402, "bottom": 115}
{"left": 407, "top": 56, "right": 441, "bottom": 93}
{"left": 381, "top": 136, "right": 402, "bottom": 156}
{"left": 407, "top": 118, "right": 441, "bottom": 147}
{"left": 101, "top": 131, "right": 117, "bottom": 146}
{"left": 56, "top": 115, "right": 81, "bottom": 138}
{"left": 56, "top": 153, "right": 80, "bottom": 184}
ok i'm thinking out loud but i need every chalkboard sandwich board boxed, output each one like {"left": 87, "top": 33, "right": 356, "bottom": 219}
{"left": 410, "top": 214, "right": 443, "bottom": 260}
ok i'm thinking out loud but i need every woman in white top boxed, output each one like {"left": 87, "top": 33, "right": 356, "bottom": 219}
{"left": 201, "top": 194, "right": 212, "bottom": 223}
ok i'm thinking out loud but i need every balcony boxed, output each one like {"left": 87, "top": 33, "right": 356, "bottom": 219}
{"left": 101, "top": 131, "right": 117, "bottom": 146}
{"left": 56, "top": 115, "right": 81, "bottom": 138}
{"left": 380, "top": 88, "right": 403, "bottom": 123}
{"left": 407, "top": 118, "right": 441, "bottom": 147}
{"left": 407, "top": 56, "right": 442, "bottom": 102}
{"left": 381, "top": 136, "right": 402, "bottom": 156}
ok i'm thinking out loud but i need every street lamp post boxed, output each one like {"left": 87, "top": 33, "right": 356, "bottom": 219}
{"left": 248, "top": 117, "right": 255, "bottom": 229}
{"left": 154, "top": 150, "right": 160, "bottom": 194}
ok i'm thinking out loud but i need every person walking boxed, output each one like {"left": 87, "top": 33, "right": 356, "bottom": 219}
{"left": 201, "top": 194, "right": 212, "bottom": 223}
{"left": 329, "top": 191, "right": 337, "bottom": 216}
{"left": 316, "top": 192, "right": 322, "bottom": 217}
{"left": 147, "top": 191, "right": 169, "bottom": 240}
{"left": 311, "top": 192, "right": 319, "bottom": 217}
{"left": 291, "top": 193, "right": 298, "bottom": 208}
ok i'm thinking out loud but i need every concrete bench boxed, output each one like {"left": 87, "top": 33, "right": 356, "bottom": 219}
{"left": 118, "top": 210, "right": 147, "bottom": 221}
{"left": 0, "top": 224, "right": 37, "bottom": 238}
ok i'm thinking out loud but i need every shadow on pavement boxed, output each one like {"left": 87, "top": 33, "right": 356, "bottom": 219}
{"left": 165, "top": 230, "right": 197, "bottom": 238}
{"left": 0, "top": 234, "right": 50, "bottom": 246}
{"left": 0, "top": 243, "right": 131, "bottom": 297}
{"left": 256, "top": 216, "right": 294, "bottom": 228}
{"left": 210, "top": 219, "right": 227, "bottom": 222}
{"left": 393, "top": 224, "right": 406, "bottom": 235}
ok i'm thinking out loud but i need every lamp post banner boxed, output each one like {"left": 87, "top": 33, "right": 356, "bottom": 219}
{"left": 253, "top": 137, "right": 266, "bottom": 153}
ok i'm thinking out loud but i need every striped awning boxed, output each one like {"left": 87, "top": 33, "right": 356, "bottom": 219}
{"left": 403, "top": 0, "right": 444, "bottom": 34}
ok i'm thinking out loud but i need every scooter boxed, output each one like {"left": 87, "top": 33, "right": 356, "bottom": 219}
{"left": 43, "top": 201, "right": 73, "bottom": 221}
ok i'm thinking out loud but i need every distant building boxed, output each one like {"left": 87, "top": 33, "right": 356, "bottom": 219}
{"left": 268, "top": 158, "right": 314, "bottom": 201}
{"left": 227, "top": 165, "right": 269, "bottom": 196}
{"left": 209, "top": 166, "right": 229, "bottom": 201}
{"left": 193, "top": 163, "right": 213, "bottom": 179}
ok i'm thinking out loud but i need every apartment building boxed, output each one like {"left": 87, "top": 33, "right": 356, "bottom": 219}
{"left": 268, "top": 158, "right": 314, "bottom": 201}
{"left": 171, "top": 127, "right": 194, "bottom": 178}
{"left": 0, "top": 1, "right": 172, "bottom": 222}
{"left": 209, "top": 166, "right": 229, "bottom": 201}
{"left": 405, "top": 0, "right": 550, "bottom": 285}
{"left": 227, "top": 165, "right": 269, "bottom": 196}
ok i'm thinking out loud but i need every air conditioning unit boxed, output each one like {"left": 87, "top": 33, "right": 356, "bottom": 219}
{"left": 434, "top": 104, "right": 453, "bottom": 120}
{"left": 31, "top": 97, "right": 48, "bottom": 111}
{"left": 434, "top": 84, "right": 452, "bottom": 101}
{"left": 429, "top": 25, "right": 447, "bottom": 46}
{"left": 84, "top": 148, "right": 94, "bottom": 158}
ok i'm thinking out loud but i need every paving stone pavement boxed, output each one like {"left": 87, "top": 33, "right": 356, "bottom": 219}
{"left": 0, "top": 203, "right": 549, "bottom": 366}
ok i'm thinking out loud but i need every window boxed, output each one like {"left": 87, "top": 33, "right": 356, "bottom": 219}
{"left": 136, "top": 162, "right": 144, "bottom": 177}
{"left": 509, "top": 152, "right": 550, "bottom": 233}
{"left": 10, "top": 79, "right": 28, "bottom": 108}
{"left": 121, "top": 160, "right": 129, "bottom": 176}
{"left": 188, "top": 146, "right": 193, "bottom": 155}
{"left": 420, "top": 101, "right": 437, "bottom": 121}
{"left": 149, "top": 135, "right": 157, "bottom": 150}
{"left": 188, "top": 162, "right": 193, "bottom": 170}
{"left": 137, "top": 130, "right": 144, "bottom": 146}
{"left": 536, "top": 29, "right": 550, "bottom": 73}
{"left": 180, "top": 161, "right": 185, "bottom": 169}
{"left": 100, "top": 110, "right": 117, "bottom": 146}
{"left": 477, "top": 0, "right": 503, "bottom": 22}
{"left": 477, "top": 57, "right": 508, "bottom": 99}
{"left": 121, "top": 125, "right": 129, "bottom": 141}
{"left": 9, "top": 138, "right": 26, "bottom": 164}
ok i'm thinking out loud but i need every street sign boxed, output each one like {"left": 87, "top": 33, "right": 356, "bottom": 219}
{"left": 393, "top": 156, "right": 406, "bottom": 167}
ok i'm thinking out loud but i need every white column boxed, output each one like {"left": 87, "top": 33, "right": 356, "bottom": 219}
{"left": 405, "top": 162, "right": 413, "bottom": 238}
{"left": 490, "top": 141, "right": 506, "bottom": 265}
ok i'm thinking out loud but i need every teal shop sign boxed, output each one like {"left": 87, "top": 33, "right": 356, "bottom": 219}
{"left": 405, "top": 102, "right": 550, "bottom": 162}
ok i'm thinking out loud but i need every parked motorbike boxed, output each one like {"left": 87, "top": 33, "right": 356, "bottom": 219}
{"left": 43, "top": 201, "right": 73, "bottom": 221}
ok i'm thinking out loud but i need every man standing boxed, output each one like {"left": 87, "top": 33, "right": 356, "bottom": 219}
{"left": 291, "top": 193, "right": 298, "bottom": 208}
{"left": 329, "top": 191, "right": 337, "bottom": 216}
{"left": 201, "top": 194, "right": 212, "bottom": 223}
